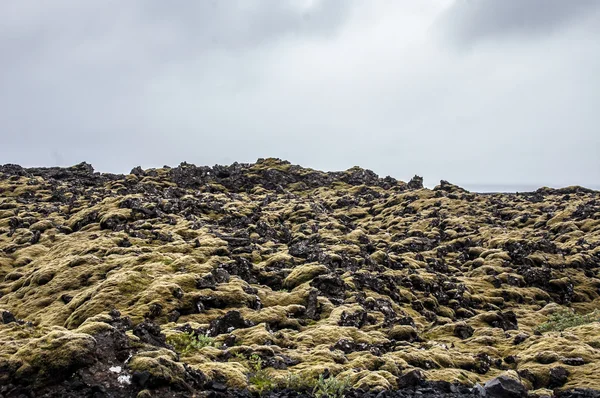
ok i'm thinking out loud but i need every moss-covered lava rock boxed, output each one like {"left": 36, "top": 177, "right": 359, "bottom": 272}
{"left": 0, "top": 159, "right": 599, "bottom": 397}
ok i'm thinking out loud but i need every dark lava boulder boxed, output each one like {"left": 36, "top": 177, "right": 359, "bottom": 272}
{"left": 408, "top": 175, "right": 424, "bottom": 190}
{"left": 397, "top": 369, "right": 426, "bottom": 388}
{"left": 454, "top": 322, "right": 474, "bottom": 339}
{"left": 207, "top": 310, "right": 254, "bottom": 336}
{"left": 483, "top": 376, "right": 527, "bottom": 398}
{"left": 133, "top": 320, "right": 169, "bottom": 348}
{"left": 549, "top": 366, "right": 570, "bottom": 388}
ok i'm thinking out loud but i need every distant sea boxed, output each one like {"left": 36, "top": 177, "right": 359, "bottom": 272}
{"left": 458, "top": 184, "right": 600, "bottom": 193}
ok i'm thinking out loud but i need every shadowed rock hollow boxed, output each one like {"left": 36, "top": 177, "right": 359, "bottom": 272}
{"left": 0, "top": 158, "right": 599, "bottom": 398}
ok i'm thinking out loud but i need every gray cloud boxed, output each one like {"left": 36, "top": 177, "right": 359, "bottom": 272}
{"left": 137, "top": 0, "right": 354, "bottom": 51}
{"left": 0, "top": 0, "right": 353, "bottom": 158}
{"left": 0, "top": 0, "right": 599, "bottom": 189}
{"left": 437, "top": 0, "right": 600, "bottom": 46}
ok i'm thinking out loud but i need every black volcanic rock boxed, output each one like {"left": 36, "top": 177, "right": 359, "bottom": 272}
{"left": 483, "top": 376, "right": 527, "bottom": 398}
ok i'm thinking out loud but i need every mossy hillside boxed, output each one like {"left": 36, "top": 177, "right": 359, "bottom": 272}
{"left": 0, "top": 325, "right": 97, "bottom": 387}
{"left": 1, "top": 160, "right": 600, "bottom": 394}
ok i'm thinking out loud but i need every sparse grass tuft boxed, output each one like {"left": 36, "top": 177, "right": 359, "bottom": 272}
{"left": 166, "top": 331, "right": 215, "bottom": 354}
{"left": 248, "top": 354, "right": 275, "bottom": 395}
{"left": 536, "top": 308, "right": 600, "bottom": 333}
{"left": 312, "top": 374, "right": 351, "bottom": 398}
{"left": 229, "top": 352, "right": 247, "bottom": 362}
{"left": 278, "top": 373, "right": 315, "bottom": 391}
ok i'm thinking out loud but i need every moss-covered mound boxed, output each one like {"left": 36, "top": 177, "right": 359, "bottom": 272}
{"left": 0, "top": 159, "right": 599, "bottom": 397}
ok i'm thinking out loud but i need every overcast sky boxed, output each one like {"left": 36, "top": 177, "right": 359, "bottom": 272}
{"left": 1, "top": 0, "right": 599, "bottom": 189}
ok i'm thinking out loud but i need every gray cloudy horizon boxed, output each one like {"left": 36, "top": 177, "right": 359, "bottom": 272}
{"left": 1, "top": 0, "right": 599, "bottom": 189}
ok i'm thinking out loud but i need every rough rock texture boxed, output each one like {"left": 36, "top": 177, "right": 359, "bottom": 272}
{"left": 0, "top": 158, "right": 599, "bottom": 397}
{"left": 483, "top": 375, "right": 527, "bottom": 398}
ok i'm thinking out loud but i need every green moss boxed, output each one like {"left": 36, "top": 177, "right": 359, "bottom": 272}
{"left": 75, "top": 321, "right": 114, "bottom": 335}
{"left": 387, "top": 325, "right": 418, "bottom": 341}
{"left": 6, "top": 329, "right": 96, "bottom": 386}
{"left": 536, "top": 308, "right": 600, "bottom": 333}
{"left": 2, "top": 162, "right": 600, "bottom": 393}
{"left": 193, "top": 361, "right": 249, "bottom": 389}
{"left": 128, "top": 349, "right": 187, "bottom": 386}
{"left": 283, "top": 264, "right": 328, "bottom": 289}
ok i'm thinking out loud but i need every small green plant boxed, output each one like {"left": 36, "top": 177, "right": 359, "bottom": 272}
{"left": 229, "top": 352, "right": 246, "bottom": 362}
{"left": 536, "top": 309, "right": 600, "bottom": 333}
{"left": 278, "top": 373, "right": 315, "bottom": 391}
{"left": 248, "top": 354, "right": 275, "bottom": 395}
{"left": 312, "top": 374, "right": 351, "bottom": 398}
{"left": 249, "top": 354, "right": 263, "bottom": 371}
{"left": 166, "top": 331, "right": 215, "bottom": 354}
